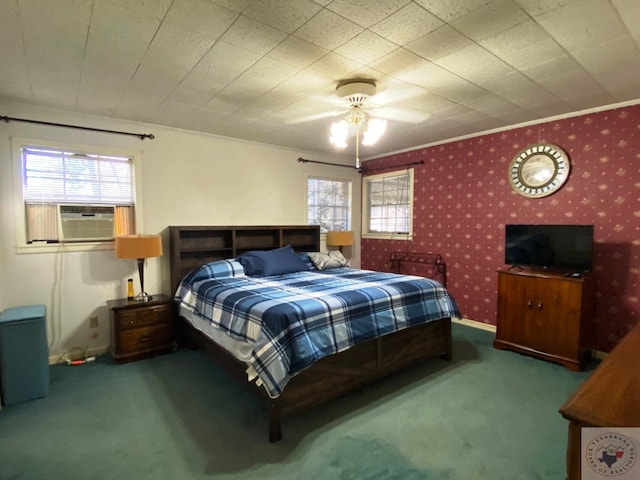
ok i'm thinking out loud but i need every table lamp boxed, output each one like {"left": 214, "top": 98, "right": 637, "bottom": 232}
{"left": 326, "top": 230, "right": 354, "bottom": 253}
{"left": 115, "top": 234, "right": 163, "bottom": 301}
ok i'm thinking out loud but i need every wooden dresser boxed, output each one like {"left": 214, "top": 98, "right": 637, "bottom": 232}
{"left": 559, "top": 322, "right": 640, "bottom": 479}
{"left": 494, "top": 269, "right": 594, "bottom": 371}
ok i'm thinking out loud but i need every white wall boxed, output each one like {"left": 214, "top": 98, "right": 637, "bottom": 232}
{"left": 0, "top": 101, "right": 361, "bottom": 362}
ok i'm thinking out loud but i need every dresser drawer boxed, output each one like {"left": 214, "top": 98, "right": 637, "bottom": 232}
{"left": 117, "top": 323, "right": 172, "bottom": 353}
{"left": 117, "top": 304, "right": 170, "bottom": 330}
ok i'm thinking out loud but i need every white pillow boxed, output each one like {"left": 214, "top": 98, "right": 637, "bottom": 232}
{"left": 308, "top": 250, "right": 350, "bottom": 270}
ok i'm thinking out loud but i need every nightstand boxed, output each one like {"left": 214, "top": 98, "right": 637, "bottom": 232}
{"left": 107, "top": 294, "right": 176, "bottom": 364}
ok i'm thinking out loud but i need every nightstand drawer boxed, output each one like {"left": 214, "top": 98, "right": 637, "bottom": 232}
{"left": 118, "top": 323, "right": 172, "bottom": 353}
{"left": 118, "top": 305, "right": 170, "bottom": 330}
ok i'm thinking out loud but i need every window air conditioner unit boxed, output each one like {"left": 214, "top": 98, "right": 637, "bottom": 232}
{"left": 59, "top": 204, "right": 115, "bottom": 242}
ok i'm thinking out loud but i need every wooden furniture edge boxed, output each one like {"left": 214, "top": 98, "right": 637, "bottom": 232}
{"left": 559, "top": 321, "right": 640, "bottom": 480}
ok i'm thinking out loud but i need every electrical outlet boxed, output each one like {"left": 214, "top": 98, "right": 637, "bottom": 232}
{"left": 89, "top": 316, "right": 99, "bottom": 328}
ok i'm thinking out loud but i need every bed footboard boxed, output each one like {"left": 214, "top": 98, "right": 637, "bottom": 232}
{"left": 180, "top": 316, "right": 452, "bottom": 442}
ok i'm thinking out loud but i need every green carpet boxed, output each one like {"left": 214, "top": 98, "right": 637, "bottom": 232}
{"left": 0, "top": 324, "right": 593, "bottom": 479}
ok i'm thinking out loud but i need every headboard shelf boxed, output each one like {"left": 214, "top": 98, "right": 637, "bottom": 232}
{"left": 169, "top": 225, "right": 321, "bottom": 294}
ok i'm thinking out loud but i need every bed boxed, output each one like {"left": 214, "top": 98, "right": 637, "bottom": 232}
{"left": 169, "top": 225, "right": 460, "bottom": 442}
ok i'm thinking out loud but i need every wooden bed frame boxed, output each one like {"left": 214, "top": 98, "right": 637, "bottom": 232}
{"left": 169, "top": 225, "right": 453, "bottom": 442}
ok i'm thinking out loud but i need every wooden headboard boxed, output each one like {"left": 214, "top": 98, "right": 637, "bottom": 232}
{"left": 169, "top": 225, "right": 321, "bottom": 294}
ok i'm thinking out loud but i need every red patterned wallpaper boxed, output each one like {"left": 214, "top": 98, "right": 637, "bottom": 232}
{"left": 361, "top": 103, "right": 640, "bottom": 352}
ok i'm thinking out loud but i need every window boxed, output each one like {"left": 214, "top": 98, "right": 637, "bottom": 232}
{"left": 307, "top": 177, "right": 352, "bottom": 233}
{"left": 14, "top": 139, "right": 138, "bottom": 250}
{"left": 363, "top": 169, "right": 414, "bottom": 239}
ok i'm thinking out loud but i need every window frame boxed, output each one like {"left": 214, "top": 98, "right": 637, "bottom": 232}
{"left": 306, "top": 175, "right": 352, "bottom": 235}
{"left": 12, "top": 137, "right": 143, "bottom": 254}
{"left": 361, "top": 168, "right": 414, "bottom": 241}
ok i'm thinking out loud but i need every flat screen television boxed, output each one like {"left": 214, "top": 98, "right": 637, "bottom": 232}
{"left": 505, "top": 224, "right": 594, "bottom": 272}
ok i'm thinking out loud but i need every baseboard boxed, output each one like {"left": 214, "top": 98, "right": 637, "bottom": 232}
{"left": 453, "top": 317, "right": 497, "bottom": 333}
{"left": 48, "top": 346, "right": 109, "bottom": 365}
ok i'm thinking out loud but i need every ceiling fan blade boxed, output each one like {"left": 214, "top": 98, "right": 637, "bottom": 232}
{"left": 371, "top": 107, "right": 430, "bottom": 124}
{"left": 286, "top": 109, "right": 346, "bottom": 125}
{"left": 369, "top": 85, "right": 429, "bottom": 106}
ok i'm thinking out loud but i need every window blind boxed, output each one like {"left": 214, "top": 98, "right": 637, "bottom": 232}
{"left": 22, "top": 146, "right": 135, "bottom": 204}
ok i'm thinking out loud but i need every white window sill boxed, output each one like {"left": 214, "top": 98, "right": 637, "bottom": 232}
{"left": 17, "top": 241, "right": 115, "bottom": 254}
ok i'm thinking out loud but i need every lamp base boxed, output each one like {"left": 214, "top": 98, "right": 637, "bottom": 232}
{"left": 134, "top": 291, "right": 153, "bottom": 302}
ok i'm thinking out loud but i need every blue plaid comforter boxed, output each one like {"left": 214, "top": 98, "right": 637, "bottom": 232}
{"left": 176, "top": 266, "right": 460, "bottom": 398}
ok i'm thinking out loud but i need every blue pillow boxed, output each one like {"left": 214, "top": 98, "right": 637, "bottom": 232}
{"left": 237, "top": 245, "right": 311, "bottom": 276}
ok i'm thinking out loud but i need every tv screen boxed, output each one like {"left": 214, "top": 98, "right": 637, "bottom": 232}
{"left": 505, "top": 224, "right": 594, "bottom": 272}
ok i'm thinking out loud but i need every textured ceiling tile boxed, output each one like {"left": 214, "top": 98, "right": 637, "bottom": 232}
{"left": 305, "top": 52, "right": 364, "bottom": 80}
{"left": 141, "top": 23, "right": 215, "bottom": 78}
{"left": 484, "top": 71, "right": 554, "bottom": 102}
{"left": 208, "top": 0, "right": 254, "bottom": 13}
{"left": 164, "top": 0, "right": 238, "bottom": 41}
{"left": 270, "top": 71, "right": 331, "bottom": 95}
{"left": 243, "top": 0, "right": 323, "bottom": 33}
{"left": 21, "top": 0, "right": 88, "bottom": 108}
{"left": 405, "top": 93, "right": 460, "bottom": 113}
{"left": 334, "top": 31, "right": 398, "bottom": 64}
{"left": 84, "top": 1, "right": 159, "bottom": 64}
{"left": 572, "top": 35, "right": 640, "bottom": 77}
{"left": 105, "top": 0, "right": 173, "bottom": 19}
{"left": 533, "top": 67, "right": 608, "bottom": 102}
{"left": 268, "top": 36, "right": 329, "bottom": 69}
{"left": 167, "top": 76, "right": 225, "bottom": 106}
{"left": 0, "top": 2, "right": 31, "bottom": 100}
{"left": 179, "top": 107, "right": 229, "bottom": 132}
{"left": 565, "top": 90, "right": 622, "bottom": 111}
{"left": 236, "top": 57, "right": 301, "bottom": 89}
{"left": 326, "top": 0, "right": 410, "bottom": 28}
{"left": 413, "top": 0, "right": 494, "bottom": 22}
{"left": 77, "top": 63, "right": 136, "bottom": 112}
{"left": 513, "top": 0, "right": 582, "bottom": 17}
{"left": 452, "top": 0, "right": 530, "bottom": 41}
{"left": 193, "top": 42, "right": 263, "bottom": 84}
{"left": 249, "top": 91, "right": 299, "bottom": 111}
{"left": 593, "top": 63, "right": 640, "bottom": 101}
{"left": 293, "top": 9, "right": 363, "bottom": 50}
{"left": 407, "top": 25, "right": 475, "bottom": 61}
{"left": 479, "top": 20, "right": 567, "bottom": 69}
{"left": 3, "top": 0, "right": 639, "bottom": 158}
{"left": 168, "top": 41, "right": 261, "bottom": 105}
{"left": 201, "top": 96, "right": 241, "bottom": 114}
{"left": 535, "top": 0, "right": 628, "bottom": 51}
{"left": 613, "top": 0, "right": 640, "bottom": 45}
{"left": 370, "top": 3, "right": 444, "bottom": 45}
{"left": 369, "top": 49, "right": 427, "bottom": 76}
{"left": 219, "top": 15, "right": 288, "bottom": 55}
{"left": 434, "top": 45, "right": 514, "bottom": 87}
{"left": 150, "top": 99, "right": 198, "bottom": 126}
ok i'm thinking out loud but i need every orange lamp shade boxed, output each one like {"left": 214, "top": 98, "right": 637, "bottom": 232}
{"left": 326, "top": 230, "right": 354, "bottom": 247}
{"left": 115, "top": 234, "right": 163, "bottom": 259}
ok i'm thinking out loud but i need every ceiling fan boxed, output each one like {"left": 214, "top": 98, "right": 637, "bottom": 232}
{"left": 287, "top": 78, "right": 430, "bottom": 126}
{"left": 288, "top": 79, "right": 429, "bottom": 167}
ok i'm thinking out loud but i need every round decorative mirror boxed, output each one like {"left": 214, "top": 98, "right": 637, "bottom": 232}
{"left": 508, "top": 143, "right": 570, "bottom": 198}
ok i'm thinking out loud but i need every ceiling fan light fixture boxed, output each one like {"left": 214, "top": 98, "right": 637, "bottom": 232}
{"left": 329, "top": 79, "right": 388, "bottom": 165}
{"left": 329, "top": 120, "right": 348, "bottom": 148}
{"left": 362, "top": 118, "right": 387, "bottom": 146}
